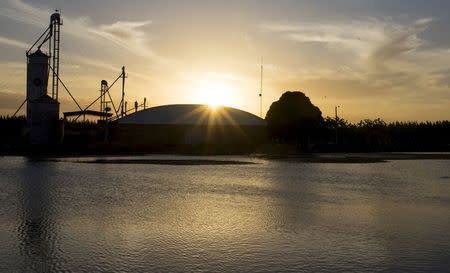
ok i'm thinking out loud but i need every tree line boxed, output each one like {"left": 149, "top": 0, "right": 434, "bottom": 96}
{"left": 265, "top": 91, "right": 450, "bottom": 152}
{"left": 1, "top": 91, "right": 449, "bottom": 153}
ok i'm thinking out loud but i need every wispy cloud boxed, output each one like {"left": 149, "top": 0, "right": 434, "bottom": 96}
{"left": 99, "top": 21, "right": 151, "bottom": 41}
{"left": 260, "top": 17, "right": 450, "bottom": 86}
{"left": 0, "top": 0, "right": 164, "bottom": 62}
{"left": 89, "top": 20, "right": 157, "bottom": 59}
{"left": 0, "top": 35, "right": 28, "bottom": 49}
{"left": 259, "top": 16, "right": 450, "bottom": 119}
{"left": 0, "top": 0, "right": 48, "bottom": 26}
{"left": 261, "top": 17, "right": 434, "bottom": 63}
{"left": 369, "top": 18, "right": 433, "bottom": 68}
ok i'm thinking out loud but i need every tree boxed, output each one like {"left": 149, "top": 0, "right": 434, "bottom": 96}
{"left": 265, "top": 91, "right": 323, "bottom": 148}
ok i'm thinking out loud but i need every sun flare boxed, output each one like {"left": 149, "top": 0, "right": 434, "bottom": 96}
{"left": 193, "top": 78, "right": 235, "bottom": 108}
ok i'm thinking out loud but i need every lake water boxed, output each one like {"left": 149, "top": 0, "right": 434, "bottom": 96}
{"left": 0, "top": 155, "right": 449, "bottom": 272}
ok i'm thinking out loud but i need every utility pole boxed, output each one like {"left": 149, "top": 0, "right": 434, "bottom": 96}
{"left": 121, "top": 66, "right": 126, "bottom": 117}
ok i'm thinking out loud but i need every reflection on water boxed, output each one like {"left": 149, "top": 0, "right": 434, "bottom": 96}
{"left": 17, "top": 161, "right": 66, "bottom": 272}
{"left": 0, "top": 155, "right": 449, "bottom": 272}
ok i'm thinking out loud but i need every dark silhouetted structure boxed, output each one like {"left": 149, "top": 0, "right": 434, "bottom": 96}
{"left": 25, "top": 12, "right": 62, "bottom": 145}
{"left": 110, "top": 104, "right": 267, "bottom": 153}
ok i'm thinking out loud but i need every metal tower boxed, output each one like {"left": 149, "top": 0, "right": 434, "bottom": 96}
{"left": 100, "top": 80, "right": 111, "bottom": 121}
{"left": 26, "top": 11, "right": 62, "bottom": 101}
{"left": 50, "top": 12, "right": 62, "bottom": 100}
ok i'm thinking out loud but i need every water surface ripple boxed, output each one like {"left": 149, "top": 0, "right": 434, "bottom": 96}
{"left": 0, "top": 155, "right": 449, "bottom": 272}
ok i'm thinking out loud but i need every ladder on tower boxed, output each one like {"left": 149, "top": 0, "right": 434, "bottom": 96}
{"left": 51, "top": 14, "right": 61, "bottom": 100}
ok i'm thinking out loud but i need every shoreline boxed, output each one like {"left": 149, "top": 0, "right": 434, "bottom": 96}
{"left": 3, "top": 152, "right": 450, "bottom": 165}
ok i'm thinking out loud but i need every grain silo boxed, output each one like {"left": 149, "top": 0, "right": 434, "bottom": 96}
{"left": 25, "top": 12, "right": 62, "bottom": 145}
{"left": 26, "top": 49, "right": 60, "bottom": 145}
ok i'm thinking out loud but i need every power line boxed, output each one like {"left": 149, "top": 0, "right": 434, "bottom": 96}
{"left": 12, "top": 99, "right": 27, "bottom": 118}
{"left": 49, "top": 65, "right": 82, "bottom": 111}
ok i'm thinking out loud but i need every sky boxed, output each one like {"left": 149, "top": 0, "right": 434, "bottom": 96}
{"left": 0, "top": 0, "right": 449, "bottom": 121}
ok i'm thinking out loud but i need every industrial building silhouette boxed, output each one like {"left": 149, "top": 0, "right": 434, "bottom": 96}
{"left": 111, "top": 104, "right": 266, "bottom": 151}
{"left": 19, "top": 12, "right": 267, "bottom": 152}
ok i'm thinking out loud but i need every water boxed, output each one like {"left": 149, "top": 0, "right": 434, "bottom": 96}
{"left": 0, "top": 155, "right": 449, "bottom": 272}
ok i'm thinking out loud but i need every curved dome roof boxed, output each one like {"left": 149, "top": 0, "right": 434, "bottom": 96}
{"left": 118, "top": 104, "right": 266, "bottom": 126}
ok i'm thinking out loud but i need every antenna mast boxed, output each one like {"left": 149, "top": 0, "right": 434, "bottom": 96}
{"left": 259, "top": 56, "right": 263, "bottom": 118}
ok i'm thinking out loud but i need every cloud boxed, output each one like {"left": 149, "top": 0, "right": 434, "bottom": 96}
{"left": 369, "top": 18, "right": 433, "bottom": 68}
{"left": 260, "top": 16, "right": 450, "bottom": 120}
{"left": 0, "top": 0, "right": 48, "bottom": 26}
{"left": 260, "top": 17, "right": 450, "bottom": 86}
{"left": 0, "top": 35, "right": 28, "bottom": 49}
{"left": 0, "top": 0, "right": 164, "bottom": 62}
{"left": 99, "top": 21, "right": 151, "bottom": 40}
{"left": 261, "top": 20, "right": 381, "bottom": 54}
{"left": 89, "top": 20, "right": 157, "bottom": 59}
{"left": 261, "top": 17, "right": 434, "bottom": 63}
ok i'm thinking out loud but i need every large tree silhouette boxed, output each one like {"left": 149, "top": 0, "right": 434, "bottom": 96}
{"left": 265, "top": 91, "right": 323, "bottom": 149}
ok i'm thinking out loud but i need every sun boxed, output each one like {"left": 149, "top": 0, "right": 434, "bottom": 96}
{"left": 193, "top": 78, "right": 235, "bottom": 108}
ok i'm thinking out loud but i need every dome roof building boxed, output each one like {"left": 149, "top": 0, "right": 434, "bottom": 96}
{"left": 112, "top": 104, "right": 267, "bottom": 152}
{"left": 118, "top": 104, "right": 266, "bottom": 126}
